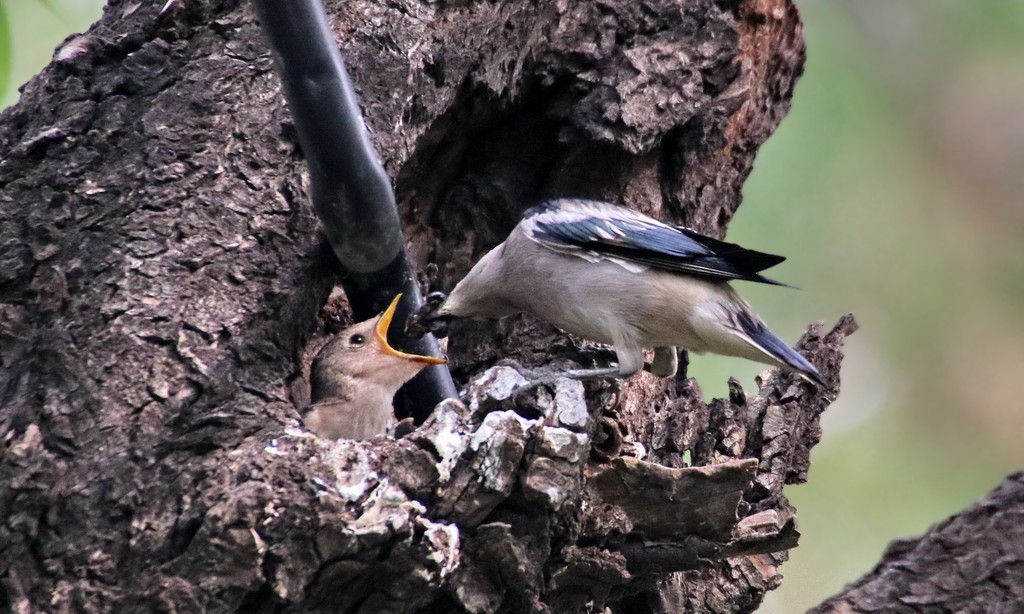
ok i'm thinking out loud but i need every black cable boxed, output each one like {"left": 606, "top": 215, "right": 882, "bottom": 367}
{"left": 254, "top": 0, "right": 458, "bottom": 417}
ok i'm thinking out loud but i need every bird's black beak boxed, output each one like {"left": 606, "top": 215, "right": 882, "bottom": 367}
{"left": 406, "top": 291, "right": 453, "bottom": 339}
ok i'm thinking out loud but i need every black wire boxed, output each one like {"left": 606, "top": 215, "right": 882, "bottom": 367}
{"left": 254, "top": 0, "right": 458, "bottom": 417}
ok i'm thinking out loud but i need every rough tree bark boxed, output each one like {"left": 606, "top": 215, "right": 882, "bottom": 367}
{"left": 0, "top": 0, "right": 859, "bottom": 612}
{"left": 813, "top": 472, "right": 1024, "bottom": 614}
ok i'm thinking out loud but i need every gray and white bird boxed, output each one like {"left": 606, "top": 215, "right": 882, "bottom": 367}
{"left": 304, "top": 294, "right": 447, "bottom": 440}
{"left": 409, "top": 198, "right": 822, "bottom": 385}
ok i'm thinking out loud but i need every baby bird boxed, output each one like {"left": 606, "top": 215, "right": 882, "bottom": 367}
{"left": 304, "top": 294, "right": 446, "bottom": 440}
{"left": 409, "top": 198, "right": 821, "bottom": 385}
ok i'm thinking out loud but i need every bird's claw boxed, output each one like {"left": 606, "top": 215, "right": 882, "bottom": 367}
{"left": 508, "top": 366, "right": 562, "bottom": 406}
{"left": 504, "top": 362, "right": 620, "bottom": 406}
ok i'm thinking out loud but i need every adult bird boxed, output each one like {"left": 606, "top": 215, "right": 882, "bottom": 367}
{"left": 408, "top": 198, "right": 822, "bottom": 385}
{"left": 304, "top": 294, "right": 447, "bottom": 440}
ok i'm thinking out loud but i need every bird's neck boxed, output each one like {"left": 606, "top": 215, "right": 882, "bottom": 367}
{"left": 310, "top": 369, "right": 355, "bottom": 404}
{"left": 305, "top": 371, "right": 398, "bottom": 440}
{"left": 446, "top": 244, "right": 521, "bottom": 319}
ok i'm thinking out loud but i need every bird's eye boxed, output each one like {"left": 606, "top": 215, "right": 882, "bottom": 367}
{"left": 349, "top": 334, "right": 366, "bottom": 346}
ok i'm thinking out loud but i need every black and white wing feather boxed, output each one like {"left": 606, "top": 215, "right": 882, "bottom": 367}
{"left": 521, "top": 199, "right": 789, "bottom": 285}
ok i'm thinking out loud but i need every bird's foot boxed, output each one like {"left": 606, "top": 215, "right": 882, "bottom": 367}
{"left": 562, "top": 367, "right": 624, "bottom": 381}
{"left": 644, "top": 349, "right": 690, "bottom": 380}
{"left": 643, "top": 347, "right": 691, "bottom": 379}
{"left": 502, "top": 363, "right": 557, "bottom": 404}
{"left": 392, "top": 417, "right": 417, "bottom": 439}
{"left": 506, "top": 364, "right": 621, "bottom": 405}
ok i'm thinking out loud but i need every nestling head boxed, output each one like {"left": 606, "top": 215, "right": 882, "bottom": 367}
{"left": 310, "top": 294, "right": 447, "bottom": 402}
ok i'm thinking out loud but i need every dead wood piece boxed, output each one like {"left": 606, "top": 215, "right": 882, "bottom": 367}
{"left": 464, "top": 365, "right": 531, "bottom": 417}
{"left": 612, "top": 315, "right": 857, "bottom": 611}
{"left": 617, "top": 513, "right": 798, "bottom": 574}
{"left": 432, "top": 410, "right": 537, "bottom": 526}
{"left": 449, "top": 522, "right": 546, "bottom": 614}
{"left": 548, "top": 546, "right": 632, "bottom": 611}
{"left": 585, "top": 457, "right": 758, "bottom": 540}
{"left": 522, "top": 426, "right": 591, "bottom": 511}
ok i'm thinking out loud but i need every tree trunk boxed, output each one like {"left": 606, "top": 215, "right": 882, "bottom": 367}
{"left": 0, "top": 0, "right": 856, "bottom": 612}
{"left": 813, "top": 471, "right": 1024, "bottom": 613}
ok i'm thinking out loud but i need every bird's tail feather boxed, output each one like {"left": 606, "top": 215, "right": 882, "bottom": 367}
{"left": 736, "top": 314, "right": 824, "bottom": 385}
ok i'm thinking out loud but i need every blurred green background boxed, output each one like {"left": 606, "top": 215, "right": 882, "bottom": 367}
{"left": 726, "top": 2, "right": 1024, "bottom": 611}
{"left": 0, "top": 0, "right": 105, "bottom": 104}
{"left": 4, "top": 1, "right": 1022, "bottom": 611}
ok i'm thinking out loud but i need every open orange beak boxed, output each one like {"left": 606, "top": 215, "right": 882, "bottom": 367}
{"left": 375, "top": 294, "right": 447, "bottom": 365}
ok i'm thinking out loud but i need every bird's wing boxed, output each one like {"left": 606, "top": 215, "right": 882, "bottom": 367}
{"left": 521, "top": 199, "right": 789, "bottom": 285}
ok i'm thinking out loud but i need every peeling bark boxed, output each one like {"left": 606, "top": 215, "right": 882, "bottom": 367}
{"left": 0, "top": 0, "right": 857, "bottom": 612}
